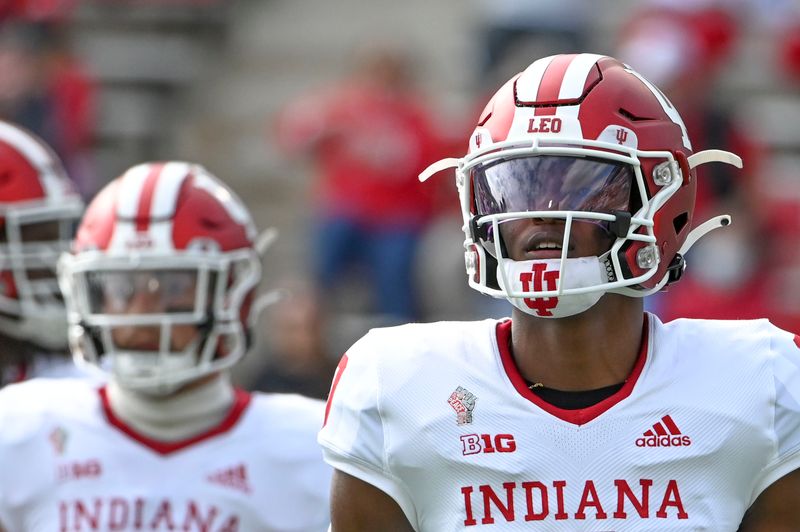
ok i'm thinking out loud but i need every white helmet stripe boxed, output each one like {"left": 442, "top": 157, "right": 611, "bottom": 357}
{"left": 624, "top": 66, "right": 692, "bottom": 150}
{"left": 151, "top": 162, "right": 192, "bottom": 219}
{"left": 145, "top": 162, "right": 193, "bottom": 252}
{"left": 558, "top": 53, "right": 606, "bottom": 100}
{"left": 116, "top": 164, "right": 155, "bottom": 219}
{"left": 556, "top": 54, "right": 605, "bottom": 126}
{"left": 515, "top": 55, "right": 556, "bottom": 102}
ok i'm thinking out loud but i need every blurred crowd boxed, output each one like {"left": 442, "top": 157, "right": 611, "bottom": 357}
{"left": 3, "top": 0, "right": 800, "bottom": 399}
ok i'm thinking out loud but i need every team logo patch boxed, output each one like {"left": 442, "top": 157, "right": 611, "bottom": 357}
{"left": 448, "top": 386, "right": 477, "bottom": 425}
{"left": 207, "top": 463, "right": 252, "bottom": 494}
{"left": 636, "top": 415, "right": 692, "bottom": 447}
{"left": 49, "top": 426, "right": 68, "bottom": 455}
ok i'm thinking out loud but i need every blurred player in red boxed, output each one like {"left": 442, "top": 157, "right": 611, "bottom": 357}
{"left": 277, "top": 47, "right": 442, "bottom": 321}
{"left": 320, "top": 54, "right": 800, "bottom": 530}
{"left": 0, "top": 120, "right": 85, "bottom": 386}
{"left": 0, "top": 161, "right": 331, "bottom": 531}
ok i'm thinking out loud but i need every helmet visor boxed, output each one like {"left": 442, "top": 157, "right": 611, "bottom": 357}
{"left": 85, "top": 269, "right": 206, "bottom": 316}
{"left": 472, "top": 155, "right": 634, "bottom": 216}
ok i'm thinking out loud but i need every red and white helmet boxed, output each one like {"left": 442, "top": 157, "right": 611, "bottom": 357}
{"left": 420, "top": 54, "right": 742, "bottom": 318}
{"left": 58, "top": 161, "right": 275, "bottom": 394}
{"left": 0, "top": 120, "right": 84, "bottom": 348}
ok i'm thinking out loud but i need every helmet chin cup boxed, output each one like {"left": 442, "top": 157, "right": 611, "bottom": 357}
{"left": 496, "top": 257, "right": 607, "bottom": 318}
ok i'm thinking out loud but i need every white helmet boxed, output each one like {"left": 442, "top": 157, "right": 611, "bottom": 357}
{"left": 0, "top": 120, "right": 83, "bottom": 348}
{"left": 421, "top": 54, "right": 742, "bottom": 318}
{"left": 58, "top": 161, "right": 275, "bottom": 394}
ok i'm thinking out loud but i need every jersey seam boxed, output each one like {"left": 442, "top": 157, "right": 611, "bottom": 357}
{"left": 319, "top": 437, "right": 394, "bottom": 478}
{"left": 768, "top": 325, "right": 780, "bottom": 464}
{"left": 374, "top": 328, "right": 421, "bottom": 529}
{"left": 750, "top": 323, "right": 782, "bottom": 505}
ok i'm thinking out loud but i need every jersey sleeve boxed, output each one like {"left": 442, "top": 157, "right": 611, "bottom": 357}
{"left": 0, "top": 381, "right": 52, "bottom": 531}
{"left": 751, "top": 326, "right": 800, "bottom": 500}
{"left": 317, "top": 331, "right": 418, "bottom": 526}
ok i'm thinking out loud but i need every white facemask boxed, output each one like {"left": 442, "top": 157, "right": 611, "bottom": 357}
{"left": 497, "top": 257, "right": 608, "bottom": 318}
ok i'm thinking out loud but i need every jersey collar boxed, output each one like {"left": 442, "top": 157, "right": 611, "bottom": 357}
{"left": 98, "top": 386, "right": 251, "bottom": 455}
{"left": 496, "top": 313, "right": 650, "bottom": 425}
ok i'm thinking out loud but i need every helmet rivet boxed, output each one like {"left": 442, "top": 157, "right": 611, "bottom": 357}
{"left": 653, "top": 162, "right": 674, "bottom": 186}
{"left": 636, "top": 245, "right": 659, "bottom": 269}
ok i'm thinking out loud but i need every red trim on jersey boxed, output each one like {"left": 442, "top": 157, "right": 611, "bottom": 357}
{"left": 323, "top": 354, "right": 349, "bottom": 427}
{"left": 135, "top": 163, "right": 165, "bottom": 231}
{"left": 98, "top": 386, "right": 252, "bottom": 455}
{"left": 496, "top": 314, "right": 650, "bottom": 425}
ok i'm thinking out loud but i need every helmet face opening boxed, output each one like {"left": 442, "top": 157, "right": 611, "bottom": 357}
{"left": 471, "top": 155, "right": 635, "bottom": 255}
{"left": 472, "top": 156, "right": 634, "bottom": 217}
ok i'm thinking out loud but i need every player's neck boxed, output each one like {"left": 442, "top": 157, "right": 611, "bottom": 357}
{"left": 107, "top": 373, "right": 235, "bottom": 442}
{"left": 510, "top": 294, "right": 644, "bottom": 391}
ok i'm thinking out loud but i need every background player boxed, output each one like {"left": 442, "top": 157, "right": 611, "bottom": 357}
{"left": 0, "top": 161, "right": 331, "bottom": 531}
{"left": 0, "top": 119, "right": 85, "bottom": 387}
{"left": 319, "top": 53, "right": 800, "bottom": 530}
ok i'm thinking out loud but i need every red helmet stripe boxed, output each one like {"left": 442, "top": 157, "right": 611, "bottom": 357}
{"left": 534, "top": 53, "right": 578, "bottom": 116}
{"left": 135, "top": 163, "right": 166, "bottom": 231}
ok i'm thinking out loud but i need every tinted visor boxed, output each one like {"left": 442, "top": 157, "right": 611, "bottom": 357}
{"left": 86, "top": 270, "right": 202, "bottom": 315}
{"left": 472, "top": 156, "right": 634, "bottom": 216}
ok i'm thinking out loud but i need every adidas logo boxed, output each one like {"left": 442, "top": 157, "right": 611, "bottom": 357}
{"left": 635, "top": 415, "right": 692, "bottom": 447}
{"left": 207, "top": 463, "right": 252, "bottom": 494}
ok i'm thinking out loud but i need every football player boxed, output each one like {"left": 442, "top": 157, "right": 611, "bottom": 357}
{"left": 319, "top": 53, "right": 800, "bottom": 530}
{"left": 0, "top": 161, "right": 331, "bottom": 531}
{"left": 0, "top": 120, "right": 85, "bottom": 386}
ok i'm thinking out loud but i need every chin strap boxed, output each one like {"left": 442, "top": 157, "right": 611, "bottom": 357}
{"left": 419, "top": 158, "right": 460, "bottom": 182}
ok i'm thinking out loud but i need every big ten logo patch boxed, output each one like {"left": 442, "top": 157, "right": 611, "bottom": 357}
{"left": 57, "top": 459, "right": 102, "bottom": 482}
{"left": 461, "top": 434, "right": 517, "bottom": 456}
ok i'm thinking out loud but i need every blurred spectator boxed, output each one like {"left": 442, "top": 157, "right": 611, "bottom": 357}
{"left": 471, "top": 0, "right": 589, "bottom": 91}
{"left": 0, "top": 0, "right": 77, "bottom": 23}
{"left": 251, "top": 278, "right": 338, "bottom": 400}
{"left": 0, "top": 22, "right": 97, "bottom": 197}
{"left": 615, "top": 3, "right": 774, "bottom": 322}
{"left": 276, "top": 46, "right": 443, "bottom": 322}
{"left": 777, "top": 18, "right": 800, "bottom": 84}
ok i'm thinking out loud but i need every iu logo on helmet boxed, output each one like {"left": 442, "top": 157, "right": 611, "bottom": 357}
{"left": 519, "top": 263, "right": 559, "bottom": 317}
{"left": 615, "top": 128, "right": 629, "bottom": 145}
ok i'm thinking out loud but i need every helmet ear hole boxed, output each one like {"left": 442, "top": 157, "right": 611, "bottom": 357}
{"left": 673, "top": 212, "right": 689, "bottom": 235}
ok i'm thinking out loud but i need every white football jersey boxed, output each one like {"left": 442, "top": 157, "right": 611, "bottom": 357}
{"left": 1, "top": 354, "right": 94, "bottom": 388}
{"left": 319, "top": 313, "right": 800, "bottom": 531}
{"left": 0, "top": 379, "right": 331, "bottom": 531}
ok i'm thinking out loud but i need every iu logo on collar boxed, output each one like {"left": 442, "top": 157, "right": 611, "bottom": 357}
{"left": 448, "top": 386, "right": 477, "bottom": 425}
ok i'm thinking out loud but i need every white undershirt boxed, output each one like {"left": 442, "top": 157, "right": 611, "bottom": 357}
{"left": 106, "top": 374, "right": 235, "bottom": 442}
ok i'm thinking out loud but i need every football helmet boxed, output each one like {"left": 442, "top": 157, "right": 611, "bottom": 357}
{"left": 58, "top": 161, "right": 275, "bottom": 394}
{"left": 420, "top": 53, "right": 742, "bottom": 318}
{"left": 0, "top": 120, "right": 84, "bottom": 348}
